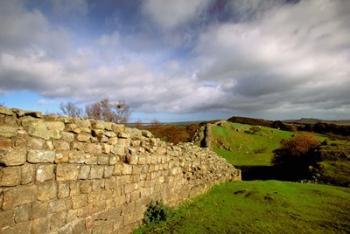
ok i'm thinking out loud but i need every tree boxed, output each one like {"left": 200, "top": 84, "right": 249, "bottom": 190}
{"left": 59, "top": 102, "right": 83, "bottom": 118}
{"left": 272, "top": 133, "right": 320, "bottom": 180}
{"left": 85, "top": 98, "right": 130, "bottom": 123}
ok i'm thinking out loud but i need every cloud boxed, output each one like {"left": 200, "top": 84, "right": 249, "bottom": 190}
{"left": 0, "top": 0, "right": 349, "bottom": 120}
{"left": 193, "top": 0, "right": 350, "bottom": 117}
{"left": 142, "top": 0, "right": 211, "bottom": 29}
{"left": 51, "top": 0, "right": 88, "bottom": 17}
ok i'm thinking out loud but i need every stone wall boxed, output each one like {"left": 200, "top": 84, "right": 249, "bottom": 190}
{"left": 0, "top": 107, "right": 241, "bottom": 234}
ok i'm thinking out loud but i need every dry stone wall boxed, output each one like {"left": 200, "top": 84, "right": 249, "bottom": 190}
{"left": 0, "top": 107, "right": 241, "bottom": 234}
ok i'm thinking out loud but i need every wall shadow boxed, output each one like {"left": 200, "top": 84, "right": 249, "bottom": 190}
{"left": 237, "top": 165, "right": 295, "bottom": 181}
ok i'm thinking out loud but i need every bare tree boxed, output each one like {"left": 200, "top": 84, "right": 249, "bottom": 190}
{"left": 59, "top": 102, "right": 83, "bottom": 118}
{"left": 85, "top": 98, "right": 130, "bottom": 123}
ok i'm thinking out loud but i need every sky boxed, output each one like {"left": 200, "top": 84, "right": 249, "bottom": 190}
{"left": 0, "top": 0, "right": 349, "bottom": 122}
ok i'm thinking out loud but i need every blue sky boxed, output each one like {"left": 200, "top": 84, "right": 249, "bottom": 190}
{"left": 0, "top": 0, "right": 350, "bottom": 122}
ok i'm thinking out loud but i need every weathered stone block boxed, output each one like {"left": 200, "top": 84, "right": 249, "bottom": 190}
{"left": 0, "top": 106, "right": 14, "bottom": 115}
{"left": 54, "top": 151, "right": 69, "bottom": 163}
{"left": 89, "top": 166, "right": 104, "bottom": 179}
{"left": 0, "top": 166, "right": 21, "bottom": 186}
{"left": 0, "top": 148, "right": 26, "bottom": 166}
{"left": 2, "top": 185, "right": 36, "bottom": 210}
{"left": 21, "top": 164, "right": 35, "bottom": 185}
{"left": 61, "top": 131, "right": 75, "bottom": 142}
{"left": 0, "top": 138, "right": 12, "bottom": 149}
{"left": 46, "top": 121, "right": 65, "bottom": 131}
{"left": 108, "top": 137, "right": 118, "bottom": 145}
{"left": 118, "top": 132, "right": 129, "bottom": 139}
{"left": 27, "top": 150, "right": 55, "bottom": 163}
{"left": 77, "top": 133, "right": 90, "bottom": 142}
{"left": 112, "top": 145, "right": 125, "bottom": 156}
{"left": 0, "top": 209, "right": 14, "bottom": 228}
{"left": 53, "top": 140, "right": 70, "bottom": 151}
{"left": 36, "top": 164, "right": 55, "bottom": 182}
{"left": 79, "top": 165, "right": 90, "bottom": 180}
{"left": 142, "top": 130, "right": 153, "bottom": 138}
{"left": 37, "top": 181, "right": 57, "bottom": 201}
{"left": 0, "top": 125, "right": 17, "bottom": 137}
{"left": 31, "top": 217, "right": 48, "bottom": 234}
{"left": 97, "top": 155, "right": 109, "bottom": 165}
{"left": 49, "top": 211, "right": 67, "bottom": 232}
{"left": 56, "top": 164, "right": 80, "bottom": 181}
{"left": 48, "top": 199, "right": 67, "bottom": 213}
{"left": 72, "top": 194, "right": 88, "bottom": 209}
{"left": 68, "top": 151, "right": 86, "bottom": 164}
{"left": 79, "top": 180, "right": 92, "bottom": 194}
{"left": 58, "top": 182, "right": 70, "bottom": 198}
{"left": 85, "top": 143, "right": 102, "bottom": 154}
{"left": 14, "top": 203, "right": 31, "bottom": 223}
{"left": 104, "top": 166, "right": 114, "bottom": 178}
{"left": 31, "top": 201, "right": 48, "bottom": 219}
{"left": 112, "top": 123, "right": 125, "bottom": 133}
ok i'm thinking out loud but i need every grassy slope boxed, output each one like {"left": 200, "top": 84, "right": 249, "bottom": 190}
{"left": 211, "top": 122, "right": 293, "bottom": 166}
{"left": 135, "top": 181, "right": 350, "bottom": 234}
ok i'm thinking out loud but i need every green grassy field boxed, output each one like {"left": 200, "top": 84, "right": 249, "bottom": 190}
{"left": 135, "top": 181, "right": 350, "bottom": 234}
{"left": 211, "top": 122, "right": 294, "bottom": 166}
{"left": 135, "top": 121, "right": 350, "bottom": 233}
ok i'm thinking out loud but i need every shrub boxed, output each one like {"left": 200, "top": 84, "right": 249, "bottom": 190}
{"left": 143, "top": 201, "right": 170, "bottom": 224}
{"left": 272, "top": 133, "right": 320, "bottom": 180}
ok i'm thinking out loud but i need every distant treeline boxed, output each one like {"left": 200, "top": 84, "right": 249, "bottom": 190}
{"left": 228, "top": 116, "right": 350, "bottom": 136}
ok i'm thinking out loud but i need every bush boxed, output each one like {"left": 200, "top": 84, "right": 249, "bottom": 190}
{"left": 143, "top": 201, "right": 170, "bottom": 224}
{"left": 272, "top": 133, "right": 320, "bottom": 180}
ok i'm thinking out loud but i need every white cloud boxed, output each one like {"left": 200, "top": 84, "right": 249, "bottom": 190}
{"left": 142, "top": 0, "right": 211, "bottom": 29}
{"left": 193, "top": 0, "right": 350, "bottom": 117}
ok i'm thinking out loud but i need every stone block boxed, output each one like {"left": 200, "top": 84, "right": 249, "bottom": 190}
{"left": 79, "top": 180, "right": 92, "bottom": 194}
{"left": 142, "top": 130, "right": 153, "bottom": 138}
{"left": 69, "top": 181, "right": 80, "bottom": 196}
{"left": 85, "top": 143, "right": 102, "bottom": 154}
{"left": 27, "top": 138, "right": 44, "bottom": 150}
{"left": 26, "top": 121, "right": 50, "bottom": 140}
{"left": 104, "top": 166, "right": 114, "bottom": 178}
{"left": 97, "top": 155, "right": 109, "bottom": 165}
{"left": 89, "top": 166, "right": 104, "bottom": 179}
{"left": 118, "top": 132, "right": 129, "bottom": 139}
{"left": 54, "top": 151, "right": 69, "bottom": 163}
{"left": 0, "top": 138, "right": 12, "bottom": 149}
{"left": 31, "top": 201, "right": 48, "bottom": 219}
{"left": 31, "top": 217, "right": 48, "bottom": 234}
{"left": 0, "top": 148, "right": 26, "bottom": 166}
{"left": 14, "top": 203, "right": 31, "bottom": 223}
{"left": 112, "top": 123, "right": 125, "bottom": 133}
{"left": 61, "top": 131, "right": 75, "bottom": 142}
{"left": 68, "top": 151, "right": 86, "bottom": 164}
{"left": 56, "top": 164, "right": 80, "bottom": 181}
{"left": 112, "top": 145, "right": 125, "bottom": 156}
{"left": 2, "top": 185, "right": 36, "bottom": 210}
{"left": 21, "top": 164, "right": 35, "bottom": 185}
{"left": 58, "top": 182, "right": 70, "bottom": 199}
{"left": 0, "top": 125, "right": 17, "bottom": 137}
{"left": 77, "top": 133, "right": 90, "bottom": 142}
{"left": 36, "top": 164, "right": 55, "bottom": 182}
{"left": 109, "top": 156, "right": 118, "bottom": 165}
{"left": 53, "top": 140, "right": 70, "bottom": 151}
{"left": 0, "top": 166, "right": 21, "bottom": 186}
{"left": 79, "top": 165, "right": 90, "bottom": 180}
{"left": 72, "top": 194, "right": 88, "bottom": 209}
{"left": 0, "top": 209, "right": 14, "bottom": 228}
{"left": 48, "top": 199, "right": 68, "bottom": 213}
{"left": 108, "top": 137, "right": 118, "bottom": 145}
{"left": 37, "top": 181, "right": 57, "bottom": 201}
{"left": 0, "top": 106, "right": 14, "bottom": 115}
{"left": 27, "top": 150, "right": 55, "bottom": 163}
{"left": 46, "top": 121, "right": 65, "bottom": 131}
{"left": 49, "top": 211, "right": 67, "bottom": 232}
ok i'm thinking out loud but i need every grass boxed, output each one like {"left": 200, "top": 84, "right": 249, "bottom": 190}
{"left": 211, "top": 122, "right": 294, "bottom": 166}
{"left": 135, "top": 181, "right": 350, "bottom": 234}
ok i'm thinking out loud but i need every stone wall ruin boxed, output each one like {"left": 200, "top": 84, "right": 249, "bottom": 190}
{"left": 0, "top": 107, "right": 240, "bottom": 234}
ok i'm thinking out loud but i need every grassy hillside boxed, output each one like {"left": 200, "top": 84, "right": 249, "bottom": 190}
{"left": 211, "top": 121, "right": 293, "bottom": 166}
{"left": 135, "top": 181, "right": 350, "bottom": 234}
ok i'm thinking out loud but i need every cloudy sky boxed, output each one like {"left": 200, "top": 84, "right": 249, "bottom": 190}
{"left": 0, "top": 0, "right": 349, "bottom": 121}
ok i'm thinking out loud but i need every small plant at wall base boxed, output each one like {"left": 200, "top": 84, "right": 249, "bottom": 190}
{"left": 143, "top": 201, "right": 170, "bottom": 224}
